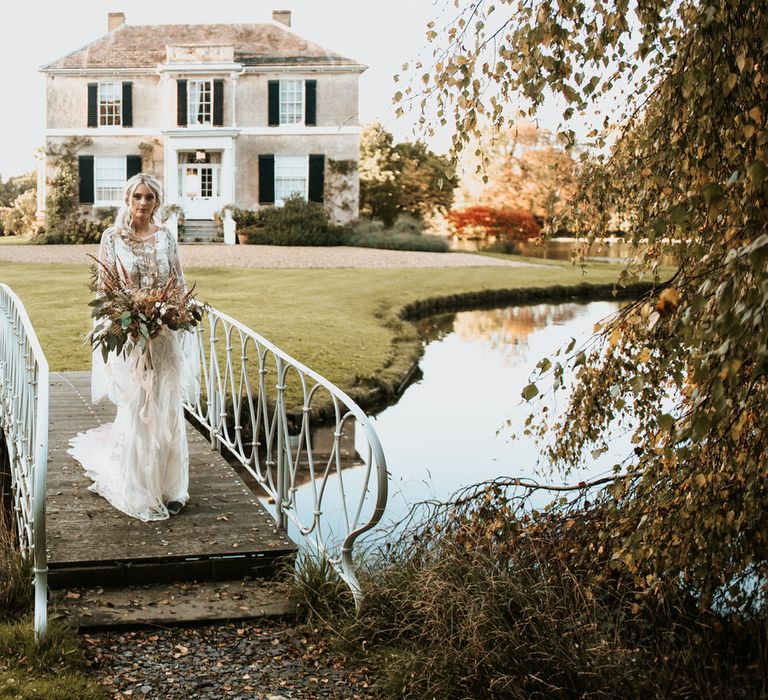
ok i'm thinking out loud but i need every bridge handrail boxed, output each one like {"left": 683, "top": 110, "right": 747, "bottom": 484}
{"left": 183, "top": 304, "right": 388, "bottom": 606}
{"left": 0, "top": 284, "right": 49, "bottom": 641}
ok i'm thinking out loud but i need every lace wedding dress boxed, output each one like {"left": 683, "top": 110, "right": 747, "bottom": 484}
{"left": 68, "top": 226, "right": 200, "bottom": 521}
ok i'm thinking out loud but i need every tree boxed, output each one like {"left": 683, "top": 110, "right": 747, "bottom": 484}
{"left": 0, "top": 190, "right": 37, "bottom": 236}
{"left": 445, "top": 205, "right": 540, "bottom": 241}
{"left": 0, "top": 172, "right": 36, "bottom": 208}
{"left": 401, "top": 1, "right": 768, "bottom": 611}
{"left": 359, "top": 122, "right": 457, "bottom": 226}
{"left": 459, "top": 123, "right": 578, "bottom": 223}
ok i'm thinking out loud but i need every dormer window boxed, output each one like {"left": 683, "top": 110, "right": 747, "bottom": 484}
{"left": 98, "top": 82, "right": 122, "bottom": 126}
{"left": 188, "top": 79, "right": 212, "bottom": 125}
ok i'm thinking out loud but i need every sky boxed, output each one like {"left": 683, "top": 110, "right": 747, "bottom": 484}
{"left": 0, "top": 0, "right": 575, "bottom": 178}
{"left": 0, "top": 0, "right": 456, "bottom": 177}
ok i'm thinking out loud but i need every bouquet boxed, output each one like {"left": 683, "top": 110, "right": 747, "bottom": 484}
{"left": 87, "top": 254, "right": 206, "bottom": 363}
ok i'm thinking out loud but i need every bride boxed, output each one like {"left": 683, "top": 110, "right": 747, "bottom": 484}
{"left": 68, "top": 173, "right": 199, "bottom": 521}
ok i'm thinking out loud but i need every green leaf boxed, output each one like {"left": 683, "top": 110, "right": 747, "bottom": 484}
{"left": 521, "top": 383, "right": 539, "bottom": 401}
{"left": 670, "top": 204, "right": 688, "bottom": 225}
{"left": 747, "top": 160, "right": 767, "bottom": 187}
{"left": 701, "top": 182, "right": 724, "bottom": 205}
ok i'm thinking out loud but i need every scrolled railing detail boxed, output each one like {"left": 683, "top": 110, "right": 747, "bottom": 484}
{"left": 0, "top": 284, "right": 49, "bottom": 640}
{"left": 184, "top": 305, "right": 388, "bottom": 605}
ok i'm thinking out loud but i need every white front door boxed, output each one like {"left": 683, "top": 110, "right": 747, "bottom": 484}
{"left": 177, "top": 153, "right": 223, "bottom": 219}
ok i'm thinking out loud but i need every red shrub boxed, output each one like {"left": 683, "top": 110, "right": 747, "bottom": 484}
{"left": 446, "top": 205, "right": 540, "bottom": 241}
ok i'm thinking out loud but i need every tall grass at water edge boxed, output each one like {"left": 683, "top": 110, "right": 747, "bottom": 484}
{"left": 291, "top": 479, "right": 767, "bottom": 700}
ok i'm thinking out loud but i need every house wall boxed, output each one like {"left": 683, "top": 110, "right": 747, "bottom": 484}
{"left": 42, "top": 67, "right": 362, "bottom": 223}
{"left": 236, "top": 72, "right": 359, "bottom": 128}
{"left": 46, "top": 74, "right": 162, "bottom": 129}
{"left": 235, "top": 132, "right": 360, "bottom": 220}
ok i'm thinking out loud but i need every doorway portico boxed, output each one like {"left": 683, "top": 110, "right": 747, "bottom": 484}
{"left": 163, "top": 132, "right": 237, "bottom": 219}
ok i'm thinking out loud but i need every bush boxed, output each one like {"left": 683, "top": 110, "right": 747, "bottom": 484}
{"left": 345, "top": 216, "right": 449, "bottom": 253}
{"left": 308, "top": 480, "right": 767, "bottom": 699}
{"left": 446, "top": 206, "right": 541, "bottom": 252}
{"left": 0, "top": 190, "right": 37, "bottom": 237}
{"left": 38, "top": 207, "right": 116, "bottom": 244}
{"left": 243, "top": 195, "right": 350, "bottom": 246}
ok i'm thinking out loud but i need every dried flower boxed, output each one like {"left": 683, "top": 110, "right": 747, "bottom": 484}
{"left": 86, "top": 254, "right": 206, "bottom": 363}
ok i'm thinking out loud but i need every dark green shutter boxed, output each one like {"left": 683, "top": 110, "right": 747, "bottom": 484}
{"left": 122, "top": 82, "right": 133, "bottom": 127}
{"left": 213, "top": 79, "right": 224, "bottom": 126}
{"left": 308, "top": 154, "right": 325, "bottom": 203}
{"left": 177, "top": 80, "right": 187, "bottom": 126}
{"left": 258, "top": 155, "right": 275, "bottom": 204}
{"left": 78, "top": 156, "right": 94, "bottom": 203}
{"left": 305, "top": 80, "right": 317, "bottom": 126}
{"left": 126, "top": 155, "right": 142, "bottom": 180}
{"left": 87, "top": 83, "right": 98, "bottom": 127}
{"left": 268, "top": 81, "right": 279, "bottom": 126}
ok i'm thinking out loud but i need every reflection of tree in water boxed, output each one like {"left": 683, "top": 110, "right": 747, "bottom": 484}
{"left": 451, "top": 303, "right": 595, "bottom": 363}
{"left": 414, "top": 312, "right": 458, "bottom": 345}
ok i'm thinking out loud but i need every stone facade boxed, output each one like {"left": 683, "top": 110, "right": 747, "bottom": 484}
{"left": 39, "top": 12, "right": 365, "bottom": 229}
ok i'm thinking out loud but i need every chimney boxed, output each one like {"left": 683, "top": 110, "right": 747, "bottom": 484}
{"left": 108, "top": 12, "right": 126, "bottom": 32}
{"left": 272, "top": 10, "right": 291, "bottom": 28}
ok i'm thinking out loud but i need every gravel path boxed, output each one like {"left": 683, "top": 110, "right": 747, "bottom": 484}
{"left": 0, "top": 243, "right": 534, "bottom": 269}
{"left": 86, "top": 621, "right": 378, "bottom": 700}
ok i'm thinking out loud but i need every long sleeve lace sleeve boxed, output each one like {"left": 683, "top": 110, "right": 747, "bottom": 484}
{"left": 96, "top": 228, "right": 116, "bottom": 294}
{"left": 91, "top": 229, "right": 119, "bottom": 405}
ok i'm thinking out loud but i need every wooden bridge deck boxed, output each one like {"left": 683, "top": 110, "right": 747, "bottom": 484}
{"left": 46, "top": 372, "right": 296, "bottom": 588}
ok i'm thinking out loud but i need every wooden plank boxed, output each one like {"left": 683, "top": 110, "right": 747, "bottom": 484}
{"left": 45, "top": 371, "right": 297, "bottom": 587}
{"left": 52, "top": 579, "right": 302, "bottom": 628}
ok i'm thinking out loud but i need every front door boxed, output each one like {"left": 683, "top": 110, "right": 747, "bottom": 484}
{"left": 177, "top": 151, "right": 223, "bottom": 219}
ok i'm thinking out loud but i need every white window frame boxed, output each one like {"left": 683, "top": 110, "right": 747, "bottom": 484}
{"left": 279, "top": 79, "right": 304, "bottom": 126}
{"left": 98, "top": 82, "right": 122, "bottom": 127}
{"left": 188, "top": 79, "right": 213, "bottom": 126}
{"left": 94, "top": 156, "right": 126, "bottom": 206}
{"left": 274, "top": 155, "right": 308, "bottom": 206}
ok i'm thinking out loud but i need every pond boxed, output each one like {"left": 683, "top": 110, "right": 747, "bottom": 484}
{"left": 450, "top": 236, "right": 677, "bottom": 265}
{"left": 288, "top": 299, "right": 631, "bottom": 542}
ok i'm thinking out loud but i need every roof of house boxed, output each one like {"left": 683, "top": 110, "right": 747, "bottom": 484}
{"left": 41, "top": 22, "right": 361, "bottom": 71}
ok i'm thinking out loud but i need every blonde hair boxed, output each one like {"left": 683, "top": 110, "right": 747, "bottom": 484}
{"left": 114, "top": 173, "right": 163, "bottom": 235}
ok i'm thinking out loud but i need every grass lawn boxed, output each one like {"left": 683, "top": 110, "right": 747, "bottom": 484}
{"left": 0, "top": 236, "right": 34, "bottom": 245}
{"left": 0, "top": 258, "right": 635, "bottom": 389}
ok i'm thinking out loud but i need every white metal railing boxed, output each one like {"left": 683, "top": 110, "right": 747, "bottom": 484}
{"left": 184, "top": 305, "right": 388, "bottom": 606}
{"left": 0, "top": 284, "right": 49, "bottom": 640}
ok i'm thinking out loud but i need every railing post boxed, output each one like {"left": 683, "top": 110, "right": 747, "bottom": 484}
{"left": 32, "top": 367, "right": 49, "bottom": 642}
{"left": 274, "top": 356, "right": 288, "bottom": 532}
{"left": 208, "top": 321, "right": 220, "bottom": 452}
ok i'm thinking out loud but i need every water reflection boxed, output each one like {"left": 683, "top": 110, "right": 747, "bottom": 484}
{"left": 289, "top": 300, "right": 629, "bottom": 536}
{"left": 436, "top": 303, "right": 593, "bottom": 364}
